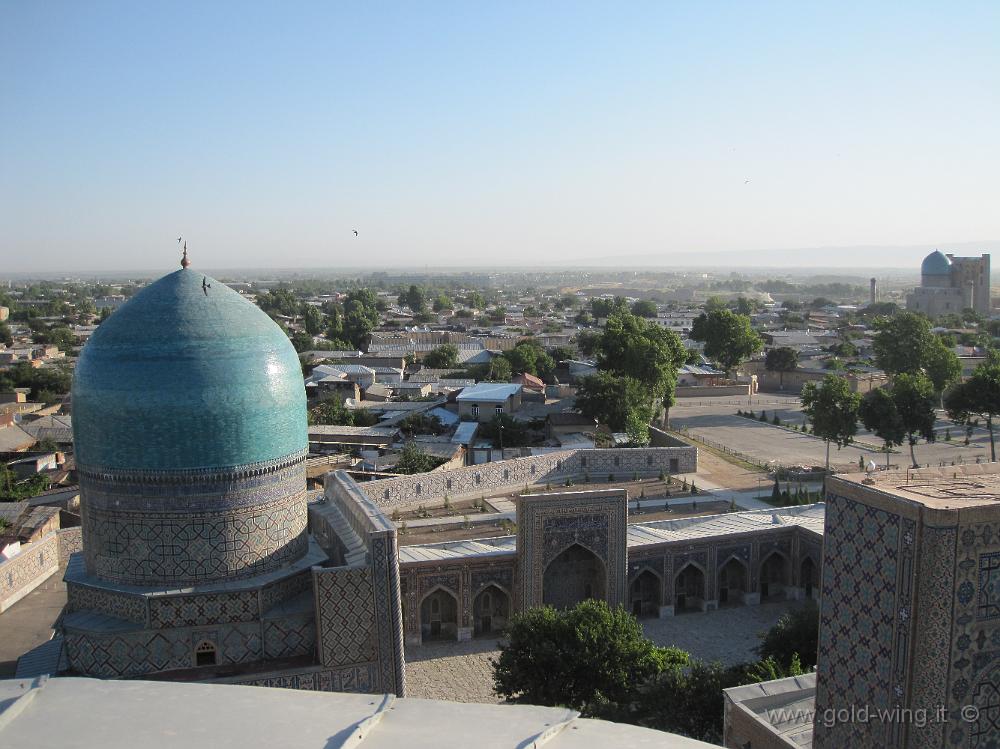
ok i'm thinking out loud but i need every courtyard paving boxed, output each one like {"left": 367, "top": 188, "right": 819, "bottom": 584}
{"left": 0, "top": 568, "right": 67, "bottom": 678}
{"left": 403, "top": 600, "right": 799, "bottom": 703}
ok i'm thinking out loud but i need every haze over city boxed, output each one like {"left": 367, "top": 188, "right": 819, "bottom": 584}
{"left": 3, "top": 2, "right": 999, "bottom": 273}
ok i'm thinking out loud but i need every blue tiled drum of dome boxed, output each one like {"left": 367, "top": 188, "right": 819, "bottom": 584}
{"left": 72, "top": 267, "right": 310, "bottom": 586}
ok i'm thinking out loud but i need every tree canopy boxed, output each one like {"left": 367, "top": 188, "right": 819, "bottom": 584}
{"left": 394, "top": 441, "right": 442, "bottom": 474}
{"left": 502, "top": 339, "right": 554, "bottom": 379}
{"left": 630, "top": 299, "right": 658, "bottom": 318}
{"left": 923, "top": 335, "right": 963, "bottom": 394}
{"left": 945, "top": 362, "right": 1000, "bottom": 461}
{"left": 423, "top": 344, "right": 460, "bottom": 369}
{"left": 872, "top": 312, "right": 935, "bottom": 376}
{"left": 690, "top": 309, "right": 762, "bottom": 374}
{"left": 859, "top": 387, "right": 906, "bottom": 469}
{"left": 801, "top": 375, "right": 862, "bottom": 470}
{"left": 764, "top": 347, "right": 798, "bottom": 389}
{"left": 891, "top": 373, "right": 938, "bottom": 468}
{"left": 575, "top": 372, "right": 652, "bottom": 444}
{"left": 493, "top": 599, "right": 668, "bottom": 710}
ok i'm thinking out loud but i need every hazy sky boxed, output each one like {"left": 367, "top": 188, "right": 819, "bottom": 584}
{"left": 2, "top": 2, "right": 999, "bottom": 273}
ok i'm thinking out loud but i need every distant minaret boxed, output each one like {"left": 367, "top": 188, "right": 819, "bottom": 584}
{"left": 869, "top": 277, "right": 877, "bottom": 305}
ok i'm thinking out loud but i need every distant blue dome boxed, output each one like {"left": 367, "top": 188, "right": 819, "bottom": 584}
{"left": 72, "top": 268, "right": 307, "bottom": 472}
{"left": 921, "top": 250, "right": 952, "bottom": 276}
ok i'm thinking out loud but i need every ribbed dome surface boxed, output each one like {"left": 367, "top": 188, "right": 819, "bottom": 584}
{"left": 921, "top": 250, "right": 952, "bottom": 276}
{"left": 72, "top": 268, "right": 307, "bottom": 471}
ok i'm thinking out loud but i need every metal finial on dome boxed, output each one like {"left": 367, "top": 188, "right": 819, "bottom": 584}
{"left": 181, "top": 241, "right": 191, "bottom": 269}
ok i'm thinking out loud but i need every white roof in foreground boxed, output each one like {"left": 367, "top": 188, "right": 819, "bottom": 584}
{"left": 0, "top": 677, "right": 717, "bottom": 749}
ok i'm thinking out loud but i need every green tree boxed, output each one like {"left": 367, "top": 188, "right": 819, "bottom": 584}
{"left": 945, "top": 363, "right": 1000, "bottom": 462}
{"left": 0, "top": 321, "right": 14, "bottom": 346}
{"left": 423, "top": 344, "right": 460, "bottom": 369}
{"left": 466, "top": 355, "right": 512, "bottom": 382}
{"left": 756, "top": 602, "right": 819, "bottom": 669}
{"left": 503, "top": 339, "right": 555, "bottom": 378}
{"left": 630, "top": 299, "right": 658, "bottom": 318}
{"left": 576, "top": 330, "right": 602, "bottom": 357}
{"left": 432, "top": 293, "right": 454, "bottom": 312}
{"left": 859, "top": 387, "right": 906, "bottom": 469}
{"left": 341, "top": 289, "right": 381, "bottom": 348}
{"left": 764, "top": 347, "right": 799, "bottom": 390}
{"left": 704, "top": 296, "right": 727, "bottom": 313}
{"left": 575, "top": 372, "right": 652, "bottom": 443}
{"left": 733, "top": 296, "right": 757, "bottom": 316}
{"left": 924, "top": 336, "right": 963, "bottom": 400}
{"left": 398, "top": 284, "right": 427, "bottom": 312}
{"left": 290, "top": 330, "right": 315, "bottom": 352}
{"left": 0, "top": 362, "right": 72, "bottom": 402}
{"left": 302, "top": 305, "right": 324, "bottom": 336}
{"left": 394, "top": 441, "right": 440, "bottom": 474}
{"left": 594, "top": 658, "right": 748, "bottom": 744}
{"left": 891, "top": 373, "right": 938, "bottom": 468}
{"left": 690, "top": 309, "right": 763, "bottom": 375}
{"left": 493, "top": 599, "right": 667, "bottom": 710}
{"left": 872, "top": 311, "right": 934, "bottom": 376}
{"left": 478, "top": 413, "right": 530, "bottom": 448}
{"left": 801, "top": 375, "right": 862, "bottom": 471}
{"left": 465, "top": 291, "right": 486, "bottom": 309}
{"left": 590, "top": 296, "right": 628, "bottom": 318}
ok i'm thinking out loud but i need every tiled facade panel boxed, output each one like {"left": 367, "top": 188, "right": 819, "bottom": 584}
{"left": 80, "top": 458, "right": 309, "bottom": 587}
{"left": 814, "top": 494, "right": 912, "bottom": 748}
{"left": 314, "top": 567, "right": 378, "bottom": 667}
{"left": 226, "top": 663, "right": 379, "bottom": 693}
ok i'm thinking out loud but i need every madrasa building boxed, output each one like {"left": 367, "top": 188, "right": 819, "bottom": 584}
{"left": 13, "top": 255, "right": 1000, "bottom": 747}
{"left": 906, "top": 249, "right": 991, "bottom": 318}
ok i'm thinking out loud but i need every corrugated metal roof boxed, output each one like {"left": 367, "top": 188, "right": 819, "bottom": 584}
{"left": 451, "top": 421, "right": 479, "bottom": 444}
{"left": 455, "top": 383, "right": 522, "bottom": 402}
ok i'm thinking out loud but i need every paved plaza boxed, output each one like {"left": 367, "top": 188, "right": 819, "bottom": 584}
{"left": 671, "top": 394, "right": 994, "bottom": 470}
{"left": 404, "top": 601, "right": 800, "bottom": 703}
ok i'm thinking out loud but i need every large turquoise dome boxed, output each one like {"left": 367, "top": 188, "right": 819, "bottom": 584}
{"left": 72, "top": 267, "right": 307, "bottom": 472}
{"left": 921, "top": 250, "right": 952, "bottom": 277}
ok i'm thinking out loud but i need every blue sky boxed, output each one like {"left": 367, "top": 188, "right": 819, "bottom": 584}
{"left": 2, "top": 2, "right": 999, "bottom": 272}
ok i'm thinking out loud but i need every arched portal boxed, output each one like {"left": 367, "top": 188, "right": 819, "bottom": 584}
{"left": 420, "top": 587, "right": 458, "bottom": 642}
{"left": 674, "top": 563, "right": 705, "bottom": 613}
{"left": 760, "top": 552, "right": 789, "bottom": 600}
{"left": 630, "top": 570, "right": 662, "bottom": 618}
{"left": 801, "top": 557, "right": 818, "bottom": 599}
{"left": 718, "top": 557, "right": 748, "bottom": 606}
{"left": 542, "top": 544, "right": 606, "bottom": 608}
{"left": 473, "top": 585, "right": 510, "bottom": 636}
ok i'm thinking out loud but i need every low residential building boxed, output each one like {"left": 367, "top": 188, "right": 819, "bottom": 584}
{"left": 307, "top": 424, "right": 401, "bottom": 454}
{"left": 512, "top": 372, "right": 545, "bottom": 393}
{"left": 456, "top": 383, "right": 522, "bottom": 422}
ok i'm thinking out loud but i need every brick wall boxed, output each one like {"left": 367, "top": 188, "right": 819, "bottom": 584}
{"left": 0, "top": 531, "right": 61, "bottom": 613}
{"left": 361, "top": 446, "right": 697, "bottom": 508}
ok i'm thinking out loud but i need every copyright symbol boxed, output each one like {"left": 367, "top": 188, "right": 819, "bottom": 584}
{"left": 962, "top": 705, "right": 980, "bottom": 723}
